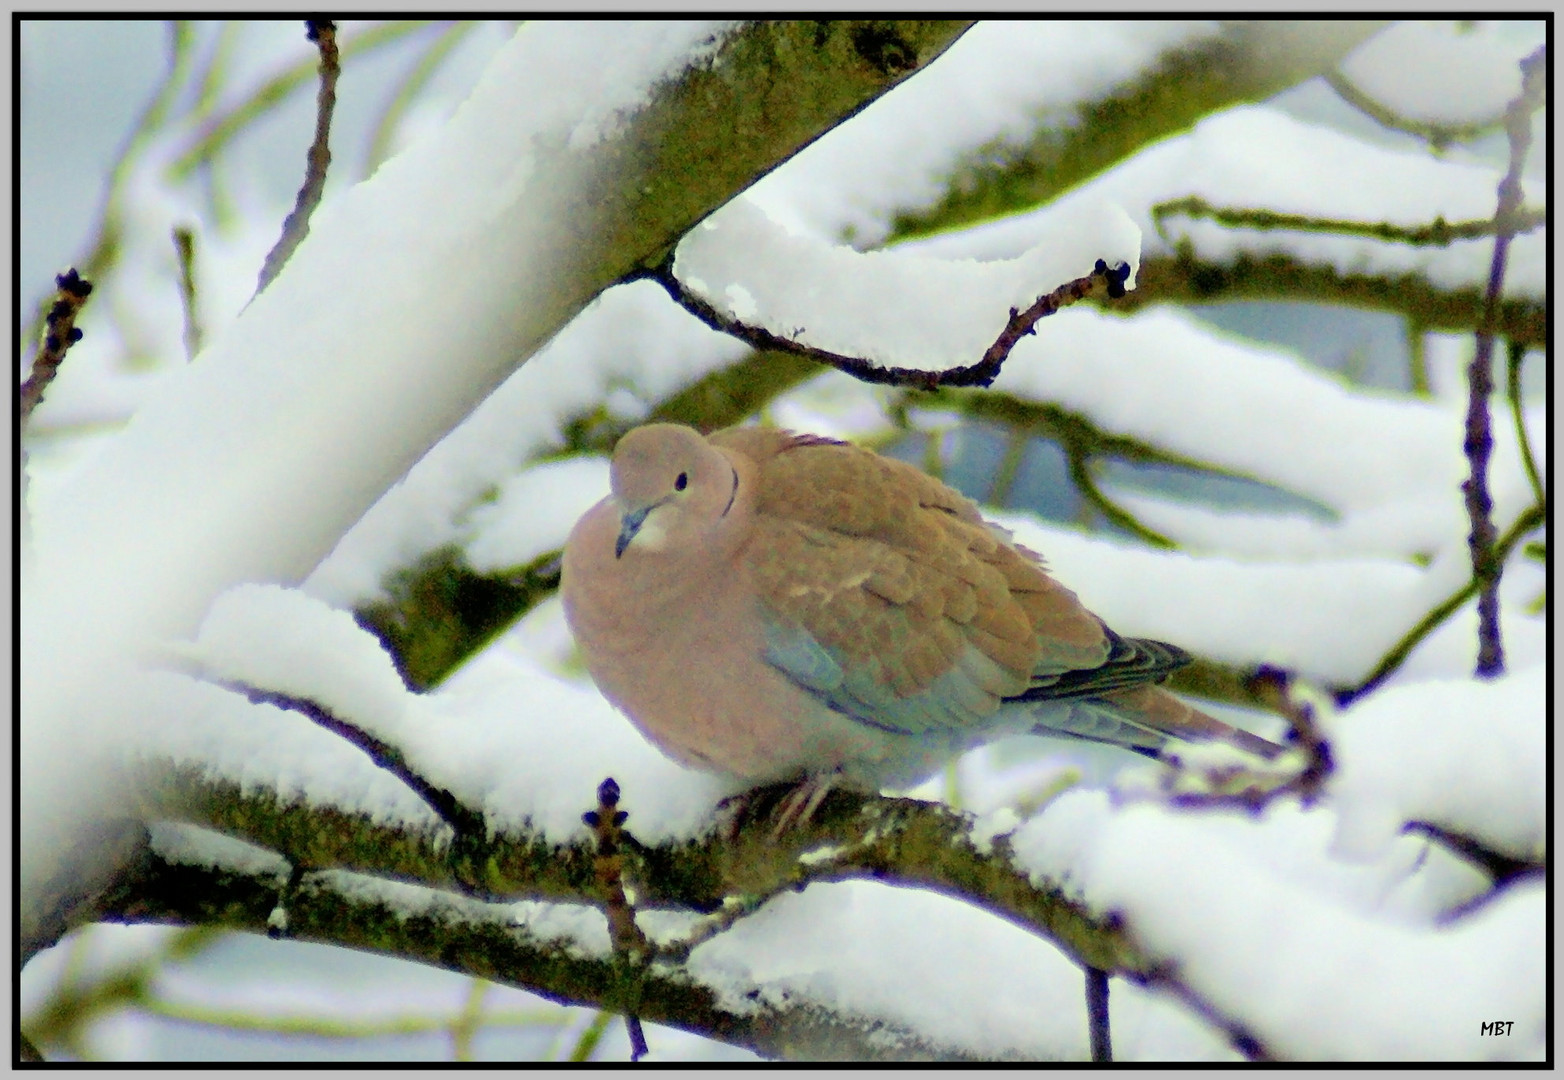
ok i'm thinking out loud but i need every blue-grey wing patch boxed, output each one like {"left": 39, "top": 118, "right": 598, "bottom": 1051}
{"left": 758, "top": 608, "right": 1002, "bottom": 736}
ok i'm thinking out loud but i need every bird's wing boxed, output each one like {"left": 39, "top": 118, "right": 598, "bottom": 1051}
{"left": 722, "top": 430, "right": 1115, "bottom": 735}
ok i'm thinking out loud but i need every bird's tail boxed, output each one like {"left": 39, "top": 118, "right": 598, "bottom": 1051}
{"left": 1028, "top": 683, "right": 1285, "bottom": 760}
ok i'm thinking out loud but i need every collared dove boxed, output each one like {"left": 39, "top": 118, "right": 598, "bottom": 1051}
{"left": 562, "top": 423, "right": 1281, "bottom": 824}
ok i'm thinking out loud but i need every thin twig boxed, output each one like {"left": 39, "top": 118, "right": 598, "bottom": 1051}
{"left": 20, "top": 269, "right": 94, "bottom": 425}
{"left": 1463, "top": 44, "right": 1546, "bottom": 678}
{"left": 1164, "top": 665, "right": 1333, "bottom": 813}
{"left": 1136, "top": 970, "right": 1270, "bottom": 1062}
{"left": 1064, "top": 444, "right": 1178, "bottom": 549}
{"left": 170, "top": 21, "right": 433, "bottom": 178}
{"left": 1506, "top": 339, "right": 1545, "bottom": 507}
{"left": 20, "top": 21, "right": 195, "bottom": 359}
{"left": 1405, "top": 318, "right": 1429, "bottom": 396}
{"left": 1085, "top": 967, "right": 1112, "bottom": 1062}
{"left": 655, "top": 881, "right": 800, "bottom": 965}
{"left": 1337, "top": 503, "right": 1546, "bottom": 705}
{"left": 219, "top": 680, "right": 486, "bottom": 842}
{"left": 1152, "top": 194, "right": 1546, "bottom": 247}
{"left": 449, "top": 978, "right": 489, "bottom": 1061}
{"left": 567, "top": 1009, "right": 615, "bottom": 1062}
{"left": 254, "top": 20, "right": 341, "bottom": 297}
{"left": 1403, "top": 821, "right": 1544, "bottom": 890}
{"left": 583, "top": 778, "right": 650, "bottom": 1062}
{"left": 637, "top": 257, "right": 1130, "bottom": 390}
{"left": 172, "top": 226, "right": 201, "bottom": 360}
{"left": 1324, "top": 69, "right": 1510, "bottom": 151}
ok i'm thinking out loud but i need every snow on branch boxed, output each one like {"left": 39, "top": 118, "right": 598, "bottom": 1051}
{"left": 656, "top": 196, "right": 1139, "bottom": 388}
{"left": 22, "top": 19, "right": 974, "bottom": 952}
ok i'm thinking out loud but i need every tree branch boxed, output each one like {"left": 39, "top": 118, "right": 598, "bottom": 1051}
{"left": 1324, "top": 68, "right": 1509, "bottom": 151}
{"left": 1336, "top": 502, "right": 1546, "bottom": 705}
{"left": 1116, "top": 248, "right": 1545, "bottom": 351}
{"left": 172, "top": 226, "right": 202, "bottom": 360}
{"left": 888, "top": 21, "right": 1385, "bottom": 242}
{"left": 1152, "top": 195, "right": 1546, "bottom": 247}
{"left": 123, "top": 750, "right": 1333, "bottom": 1061}
{"left": 218, "top": 681, "right": 486, "bottom": 846}
{"left": 1463, "top": 44, "right": 1546, "bottom": 678}
{"left": 1085, "top": 967, "right": 1111, "bottom": 1062}
{"left": 1163, "top": 665, "right": 1332, "bottom": 814}
{"left": 93, "top": 832, "right": 1026, "bottom": 1060}
{"left": 583, "top": 778, "right": 650, "bottom": 1060}
{"left": 1505, "top": 340, "right": 1545, "bottom": 508}
{"left": 635, "top": 256, "right": 1129, "bottom": 390}
{"left": 254, "top": 20, "right": 340, "bottom": 297}
{"left": 169, "top": 21, "right": 437, "bottom": 179}
{"left": 1403, "top": 821, "right": 1545, "bottom": 892}
{"left": 19, "top": 269, "right": 94, "bottom": 425}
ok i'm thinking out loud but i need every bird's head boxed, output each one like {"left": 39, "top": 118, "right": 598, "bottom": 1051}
{"left": 608, "top": 424, "right": 742, "bottom": 559}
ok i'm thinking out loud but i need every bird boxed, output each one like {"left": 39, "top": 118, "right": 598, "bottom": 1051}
{"left": 561, "top": 422, "right": 1283, "bottom": 829}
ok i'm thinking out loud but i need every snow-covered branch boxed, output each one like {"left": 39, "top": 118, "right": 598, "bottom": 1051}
{"left": 22, "top": 17, "right": 973, "bottom": 953}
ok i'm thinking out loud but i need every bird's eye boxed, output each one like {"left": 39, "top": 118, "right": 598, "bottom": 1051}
{"left": 674, "top": 471, "right": 688, "bottom": 491}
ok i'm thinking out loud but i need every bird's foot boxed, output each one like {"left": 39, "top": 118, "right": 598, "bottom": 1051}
{"left": 769, "top": 773, "right": 838, "bottom": 838}
{"left": 714, "top": 772, "right": 842, "bottom": 841}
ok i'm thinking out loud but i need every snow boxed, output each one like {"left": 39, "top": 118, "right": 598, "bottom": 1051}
{"left": 687, "top": 881, "right": 1108, "bottom": 1059}
{"left": 304, "top": 280, "right": 748, "bottom": 606}
{"left": 1339, "top": 20, "right": 1544, "bottom": 124}
{"left": 24, "top": 22, "right": 741, "bottom": 907}
{"left": 1012, "top": 794, "right": 1545, "bottom": 1060}
{"left": 149, "top": 821, "right": 293, "bottom": 882}
{"left": 744, "top": 21, "right": 1221, "bottom": 247}
{"left": 911, "top": 104, "right": 1545, "bottom": 301}
{"left": 1328, "top": 666, "right": 1546, "bottom": 863}
{"left": 169, "top": 582, "right": 729, "bottom": 843}
{"left": 464, "top": 457, "right": 610, "bottom": 572}
{"left": 675, "top": 195, "right": 1140, "bottom": 371}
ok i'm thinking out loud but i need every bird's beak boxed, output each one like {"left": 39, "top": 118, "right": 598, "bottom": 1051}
{"left": 615, "top": 505, "right": 651, "bottom": 559}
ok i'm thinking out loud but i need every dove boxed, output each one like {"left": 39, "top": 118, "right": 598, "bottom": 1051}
{"left": 561, "top": 423, "right": 1281, "bottom": 826}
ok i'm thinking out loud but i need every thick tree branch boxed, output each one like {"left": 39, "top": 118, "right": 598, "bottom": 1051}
{"left": 123, "top": 751, "right": 1342, "bottom": 1061}
{"left": 90, "top": 849, "right": 993, "bottom": 1061}
{"left": 888, "top": 21, "right": 1385, "bottom": 241}
{"left": 146, "top": 764, "right": 1146, "bottom": 975}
